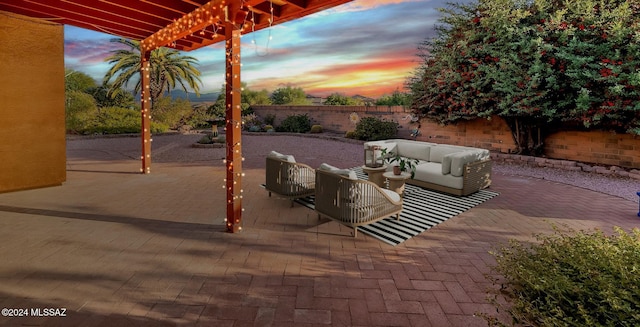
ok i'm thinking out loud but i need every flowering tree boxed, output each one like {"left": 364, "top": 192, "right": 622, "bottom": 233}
{"left": 410, "top": 0, "right": 640, "bottom": 154}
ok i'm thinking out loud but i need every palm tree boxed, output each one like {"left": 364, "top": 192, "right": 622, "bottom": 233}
{"left": 103, "top": 38, "right": 202, "bottom": 107}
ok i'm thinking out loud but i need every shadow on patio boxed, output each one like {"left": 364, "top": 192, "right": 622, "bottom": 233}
{"left": 0, "top": 134, "right": 636, "bottom": 326}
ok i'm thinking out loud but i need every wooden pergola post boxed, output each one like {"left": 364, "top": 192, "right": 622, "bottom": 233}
{"left": 225, "top": 22, "right": 243, "bottom": 233}
{"left": 140, "top": 50, "right": 152, "bottom": 174}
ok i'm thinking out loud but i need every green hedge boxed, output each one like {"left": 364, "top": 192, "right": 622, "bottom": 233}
{"left": 75, "top": 107, "right": 168, "bottom": 135}
{"left": 486, "top": 226, "right": 640, "bottom": 327}
{"left": 276, "top": 114, "right": 311, "bottom": 133}
{"left": 350, "top": 116, "right": 398, "bottom": 141}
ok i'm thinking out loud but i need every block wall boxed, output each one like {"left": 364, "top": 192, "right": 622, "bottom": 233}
{"left": 546, "top": 130, "right": 640, "bottom": 169}
{"left": 252, "top": 105, "right": 640, "bottom": 169}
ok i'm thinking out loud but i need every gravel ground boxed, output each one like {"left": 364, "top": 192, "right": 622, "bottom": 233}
{"left": 493, "top": 162, "right": 638, "bottom": 202}
{"left": 67, "top": 133, "right": 639, "bottom": 202}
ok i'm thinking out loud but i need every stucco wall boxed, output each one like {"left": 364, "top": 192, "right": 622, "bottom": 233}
{"left": 0, "top": 12, "right": 66, "bottom": 192}
{"left": 252, "top": 105, "right": 640, "bottom": 169}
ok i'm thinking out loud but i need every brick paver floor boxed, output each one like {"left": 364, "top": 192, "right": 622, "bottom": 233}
{"left": 0, "top": 134, "right": 637, "bottom": 326}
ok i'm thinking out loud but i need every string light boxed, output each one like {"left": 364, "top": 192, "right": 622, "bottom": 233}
{"left": 251, "top": 0, "right": 274, "bottom": 56}
{"left": 141, "top": 1, "right": 227, "bottom": 51}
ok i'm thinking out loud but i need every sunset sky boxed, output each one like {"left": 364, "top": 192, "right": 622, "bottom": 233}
{"left": 64, "top": 0, "right": 470, "bottom": 99}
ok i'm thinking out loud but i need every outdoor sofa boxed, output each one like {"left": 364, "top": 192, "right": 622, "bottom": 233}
{"left": 364, "top": 139, "right": 492, "bottom": 196}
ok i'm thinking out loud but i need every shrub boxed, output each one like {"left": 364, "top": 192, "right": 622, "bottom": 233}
{"left": 151, "top": 122, "right": 170, "bottom": 133}
{"left": 344, "top": 130, "right": 356, "bottom": 139}
{"left": 276, "top": 114, "right": 311, "bottom": 133}
{"left": 182, "top": 104, "right": 215, "bottom": 129}
{"left": 485, "top": 226, "right": 640, "bottom": 327}
{"left": 310, "top": 125, "right": 323, "bottom": 133}
{"left": 197, "top": 134, "right": 213, "bottom": 144}
{"left": 197, "top": 133, "right": 225, "bottom": 144}
{"left": 264, "top": 125, "right": 273, "bottom": 131}
{"left": 82, "top": 106, "right": 140, "bottom": 134}
{"left": 263, "top": 113, "right": 276, "bottom": 126}
{"left": 65, "top": 90, "right": 97, "bottom": 133}
{"left": 152, "top": 97, "right": 192, "bottom": 129}
{"left": 351, "top": 116, "right": 398, "bottom": 141}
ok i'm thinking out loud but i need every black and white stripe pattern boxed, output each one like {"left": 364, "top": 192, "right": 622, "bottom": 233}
{"left": 296, "top": 167, "right": 499, "bottom": 246}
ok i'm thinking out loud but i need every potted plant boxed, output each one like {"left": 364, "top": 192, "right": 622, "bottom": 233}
{"left": 380, "top": 149, "right": 419, "bottom": 178}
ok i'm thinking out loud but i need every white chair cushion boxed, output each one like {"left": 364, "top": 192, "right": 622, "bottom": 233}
{"left": 268, "top": 150, "right": 296, "bottom": 163}
{"left": 318, "top": 163, "right": 357, "bottom": 180}
{"left": 318, "top": 163, "right": 339, "bottom": 171}
{"left": 381, "top": 188, "right": 401, "bottom": 202}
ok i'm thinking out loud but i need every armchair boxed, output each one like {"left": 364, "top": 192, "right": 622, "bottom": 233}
{"left": 314, "top": 164, "right": 402, "bottom": 237}
{"left": 265, "top": 151, "right": 315, "bottom": 207}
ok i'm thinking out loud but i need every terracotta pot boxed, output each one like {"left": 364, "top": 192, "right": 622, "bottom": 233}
{"left": 393, "top": 165, "right": 401, "bottom": 175}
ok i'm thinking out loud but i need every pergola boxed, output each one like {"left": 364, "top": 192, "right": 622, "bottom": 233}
{"left": 0, "top": 0, "right": 352, "bottom": 233}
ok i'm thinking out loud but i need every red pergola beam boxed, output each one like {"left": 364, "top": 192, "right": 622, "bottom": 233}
{"left": 3, "top": 2, "right": 155, "bottom": 39}
{"left": 140, "top": 0, "right": 229, "bottom": 52}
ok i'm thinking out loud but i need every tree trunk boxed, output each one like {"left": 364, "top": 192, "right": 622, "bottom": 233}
{"left": 505, "top": 117, "right": 546, "bottom": 156}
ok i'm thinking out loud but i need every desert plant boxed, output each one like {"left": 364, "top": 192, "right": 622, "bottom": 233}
{"left": 351, "top": 116, "right": 398, "bottom": 141}
{"left": 344, "top": 130, "right": 356, "bottom": 139}
{"left": 242, "top": 113, "right": 262, "bottom": 131}
{"left": 277, "top": 113, "right": 311, "bottom": 133}
{"left": 484, "top": 225, "right": 640, "bottom": 327}
{"left": 197, "top": 133, "right": 225, "bottom": 144}
{"left": 103, "top": 38, "right": 202, "bottom": 108}
{"left": 310, "top": 125, "right": 323, "bottom": 133}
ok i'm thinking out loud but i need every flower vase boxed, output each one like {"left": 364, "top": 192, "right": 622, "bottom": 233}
{"left": 393, "top": 165, "right": 401, "bottom": 175}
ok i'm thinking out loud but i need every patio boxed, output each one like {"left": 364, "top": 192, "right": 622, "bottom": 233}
{"left": 0, "top": 134, "right": 636, "bottom": 326}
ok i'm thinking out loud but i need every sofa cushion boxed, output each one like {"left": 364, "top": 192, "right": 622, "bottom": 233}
{"left": 429, "top": 145, "right": 464, "bottom": 163}
{"left": 441, "top": 154, "right": 453, "bottom": 175}
{"left": 414, "top": 162, "right": 463, "bottom": 189}
{"left": 319, "top": 163, "right": 357, "bottom": 180}
{"left": 268, "top": 150, "right": 296, "bottom": 163}
{"left": 396, "top": 141, "right": 431, "bottom": 161}
{"left": 381, "top": 188, "right": 401, "bottom": 202}
{"left": 450, "top": 150, "right": 489, "bottom": 177}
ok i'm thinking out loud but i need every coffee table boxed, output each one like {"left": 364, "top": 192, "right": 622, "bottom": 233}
{"left": 361, "top": 165, "right": 387, "bottom": 188}
{"left": 383, "top": 171, "right": 411, "bottom": 196}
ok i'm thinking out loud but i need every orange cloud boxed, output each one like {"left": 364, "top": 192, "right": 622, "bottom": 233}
{"left": 249, "top": 55, "right": 415, "bottom": 98}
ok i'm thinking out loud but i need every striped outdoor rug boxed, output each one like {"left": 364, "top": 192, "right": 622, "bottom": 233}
{"left": 295, "top": 167, "right": 499, "bottom": 246}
